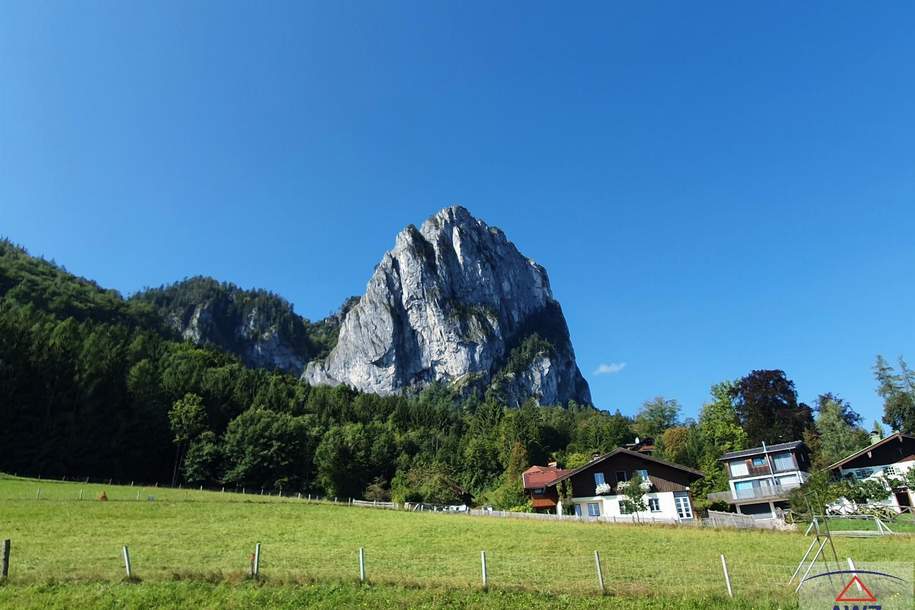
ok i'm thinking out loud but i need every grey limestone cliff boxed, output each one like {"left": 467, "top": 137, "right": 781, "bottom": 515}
{"left": 303, "top": 206, "right": 591, "bottom": 406}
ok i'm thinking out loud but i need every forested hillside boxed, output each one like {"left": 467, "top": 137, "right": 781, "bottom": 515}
{"left": 2, "top": 239, "right": 912, "bottom": 510}
{"left": 0, "top": 240, "right": 630, "bottom": 506}
{"left": 132, "top": 277, "right": 347, "bottom": 375}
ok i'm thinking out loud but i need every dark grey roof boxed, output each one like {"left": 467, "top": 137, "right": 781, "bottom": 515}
{"left": 826, "top": 433, "right": 915, "bottom": 471}
{"left": 548, "top": 447, "right": 704, "bottom": 486}
{"left": 719, "top": 441, "right": 804, "bottom": 461}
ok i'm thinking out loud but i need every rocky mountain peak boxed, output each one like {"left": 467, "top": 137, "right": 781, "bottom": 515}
{"left": 304, "top": 206, "right": 591, "bottom": 406}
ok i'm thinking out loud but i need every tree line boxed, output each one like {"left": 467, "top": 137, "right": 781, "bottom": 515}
{"left": 1, "top": 239, "right": 913, "bottom": 510}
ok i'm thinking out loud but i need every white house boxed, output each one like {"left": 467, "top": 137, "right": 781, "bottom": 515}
{"left": 827, "top": 432, "right": 915, "bottom": 512}
{"left": 540, "top": 448, "right": 703, "bottom": 523}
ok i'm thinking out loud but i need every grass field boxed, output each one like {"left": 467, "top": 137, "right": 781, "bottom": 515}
{"left": 1, "top": 474, "right": 913, "bottom": 608}
{"left": 821, "top": 513, "right": 915, "bottom": 534}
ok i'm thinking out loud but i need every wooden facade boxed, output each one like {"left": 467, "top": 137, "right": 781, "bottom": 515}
{"left": 828, "top": 433, "right": 915, "bottom": 472}
{"left": 566, "top": 452, "right": 699, "bottom": 498}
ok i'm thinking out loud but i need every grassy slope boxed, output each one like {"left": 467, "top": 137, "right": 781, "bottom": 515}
{"left": 1, "top": 475, "right": 913, "bottom": 608}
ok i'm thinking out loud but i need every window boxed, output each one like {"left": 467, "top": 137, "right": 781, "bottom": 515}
{"left": 776, "top": 474, "right": 797, "bottom": 487}
{"left": 674, "top": 495, "right": 692, "bottom": 519}
{"left": 532, "top": 487, "right": 545, "bottom": 494}
{"left": 752, "top": 457, "right": 767, "bottom": 467}
{"left": 616, "top": 471, "right": 629, "bottom": 483}
{"left": 734, "top": 480, "right": 755, "bottom": 499}
{"left": 884, "top": 466, "right": 899, "bottom": 476}
{"left": 594, "top": 472, "right": 606, "bottom": 486}
{"left": 772, "top": 452, "right": 794, "bottom": 472}
{"left": 618, "top": 500, "right": 630, "bottom": 514}
{"left": 729, "top": 461, "right": 749, "bottom": 477}
{"left": 635, "top": 469, "right": 649, "bottom": 482}
{"left": 587, "top": 502, "right": 601, "bottom": 517}
{"left": 648, "top": 498, "right": 661, "bottom": 512}
{"left": 574, "top": 504, "right": 582, "bottom": 517}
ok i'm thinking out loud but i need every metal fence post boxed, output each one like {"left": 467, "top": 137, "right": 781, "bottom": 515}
{"left": 122, "top": 545, "right": 132, "bottom": 579}
{"left": 594, "top": 550, "right": 605, "bottom": 594}
{"left": 481, "top": 550, "right": 488, "bottom": 591}
{"left": 358, "top": 547, "right": 366, "bottom": 583}
{"left": 251, "top": 543, "right": 261, "bottom": 578}
{"left": 720, "top": 554, "right": 733, "bottom": 597}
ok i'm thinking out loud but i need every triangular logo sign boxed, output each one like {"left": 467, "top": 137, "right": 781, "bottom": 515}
{"left": 835, "top": 575, "right": 877, "bottom": 603}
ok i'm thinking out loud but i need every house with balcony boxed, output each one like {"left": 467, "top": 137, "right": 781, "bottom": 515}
{"left": 709, "top": 441, "right": 810, "bottom": 520}
{"left": 522, "top": 462, "right": 569, "bottom": 513}
{"left": 530, "top": 448, "right": 703, "bottom": 522}
{"left": 827, "top": 432, "right": 914, "bottom": 511}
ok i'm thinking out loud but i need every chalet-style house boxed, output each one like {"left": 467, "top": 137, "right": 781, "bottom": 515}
{"left": 827, "top": 432, "right": 914, "bottom": 511}
{"left": 521, "top": 462, "right": 568, "bottom": 512}
{"left": 708, "top": 441, "right": 811, "bottom": 520}
{"left": 523, "top": 448, "right": 703, "bottom": 521}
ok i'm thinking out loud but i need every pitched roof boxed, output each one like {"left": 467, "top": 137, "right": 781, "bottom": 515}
{"left": 522, "top": 465, "right": 568, "bottom": 489}
{"left": 826, "top": 432, "right": 915, "bottom": 472}
{"left": 719, "top": 441, "right": 804, "bottom": 461}
{"left": 547, "top": 447, "right": 703, "bottom": 487}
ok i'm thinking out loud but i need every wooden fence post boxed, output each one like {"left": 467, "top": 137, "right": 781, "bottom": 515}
{"left": 720, "top": 554, "right": 733, "bottom": 597}
{"left": 481, "top": 550, "right": 488, "bottom": 591}
{"left": 594, "top": 550, "right": 605, "bottom": 595}
{"left": 1, "top": 539, "right": 10, "bottom": 578}
{"left": 122, "top": 545, "right": 132, "bottom": 579}
{"left": 358, "top": 547, "right": 366, "bottom": 583}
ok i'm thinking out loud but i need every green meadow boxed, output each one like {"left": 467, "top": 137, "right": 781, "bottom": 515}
{"left": 1, "top": 475, "right": 912, "bottom": 608}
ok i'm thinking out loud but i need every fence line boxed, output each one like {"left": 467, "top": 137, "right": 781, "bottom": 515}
{"left": 5, "top": 474, "right": 798, "bottom": 531}
{"left": 0, "top": 536, "right": 784, "bottom": 599}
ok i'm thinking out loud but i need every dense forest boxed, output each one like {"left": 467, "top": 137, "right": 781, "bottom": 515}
{"left": 1, "top": 240, "right": 912, "bottom": 509}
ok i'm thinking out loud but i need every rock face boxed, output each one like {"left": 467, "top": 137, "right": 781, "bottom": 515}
{"left": 304, "top": 206, "right": 591, "bottom": 406}
{"left": 133, "top": 277, "right": 345, "bottom": 376}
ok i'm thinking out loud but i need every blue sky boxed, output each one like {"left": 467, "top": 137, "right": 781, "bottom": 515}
{"left": 2, "top": 2, "right": 914, "bottom": 426}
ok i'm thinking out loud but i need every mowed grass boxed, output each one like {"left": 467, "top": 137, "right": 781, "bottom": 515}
{"left": 1, "top": 474, "right": 913, "bottom": 608}
{"left": 823, "top": 513, "right": 915, "bottom": 533}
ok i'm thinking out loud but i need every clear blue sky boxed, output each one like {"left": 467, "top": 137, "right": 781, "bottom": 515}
{"left": 2, "top": 2, "right": 914, "bottom": 426}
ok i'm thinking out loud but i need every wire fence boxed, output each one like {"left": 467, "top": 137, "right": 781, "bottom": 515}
{"left": 3, "top": 475, "right": 907, "bottom": 602}
{"left": 0, "top": 536, "right": 803, "bottom": 599}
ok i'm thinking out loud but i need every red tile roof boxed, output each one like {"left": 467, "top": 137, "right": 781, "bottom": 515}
{"left": 522, "top": 465, "right": 568, "bottom": 489}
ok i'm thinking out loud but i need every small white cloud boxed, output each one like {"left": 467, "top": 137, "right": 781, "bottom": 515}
{"left": 593, "top": 362, "right": 626, "bottom": 376}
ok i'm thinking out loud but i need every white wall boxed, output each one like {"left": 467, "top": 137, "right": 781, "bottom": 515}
{"left": 572, "top": 491, "right": 686, "bottom": 521}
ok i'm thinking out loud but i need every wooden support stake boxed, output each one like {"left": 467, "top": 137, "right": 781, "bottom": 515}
{"left": 720, "top": 554, "right": 733, "bottom": 598}
{"left": 1, "top": 539, "right": 10, "bottom": 578}
{"left": 252, "top": 543, "right": 261, "bottom": 578}
{"left": 358, "top": 547, "right": 366, "bottom": 583}
{"left": 594, "top": 550, "right": 605, "bottom": 595}
{"left": 122, "top": 545, "right": 132, "bottom": 579}
{"left": 481, "top": 550, "right": 488, "bottom": 591}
